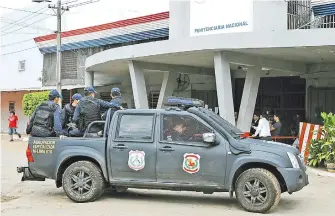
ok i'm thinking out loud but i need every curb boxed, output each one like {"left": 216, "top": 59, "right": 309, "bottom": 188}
{"left": 307, "top": 166, "right": 335, "bottom": 178}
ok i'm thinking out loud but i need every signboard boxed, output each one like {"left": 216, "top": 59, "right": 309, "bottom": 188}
{"left": 190, "top": 0, "right": 253, "bottom": 36}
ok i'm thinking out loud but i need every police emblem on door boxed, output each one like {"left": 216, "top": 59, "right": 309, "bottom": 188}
{"left": 183, "top": 153, "right": 200, "bottom": 174}
{"left": 128, "top": 150, "right": 145, "bottom": 171}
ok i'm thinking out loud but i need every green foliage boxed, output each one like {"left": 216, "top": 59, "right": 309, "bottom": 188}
{"left": 309, "top": 112, "right": 335, "bottom": 167}
{"left": 22, "top": 91, "right": 49, "bottom": 116}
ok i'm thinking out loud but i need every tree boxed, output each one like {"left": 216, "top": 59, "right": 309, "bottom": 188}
{"left": 22, "top": 91, "right": 49, "bottom": 116}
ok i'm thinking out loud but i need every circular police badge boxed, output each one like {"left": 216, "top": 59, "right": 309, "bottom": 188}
{"left": 128, "top": 150, "right": 145, "bottom": 171}
{"left": 183, "top": 153, "right": 200, "bottom": 174}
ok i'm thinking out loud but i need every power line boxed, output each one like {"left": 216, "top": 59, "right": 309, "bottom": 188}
{"left": 1, "top": 32, "right": 52, "bottom": 35}
{"left": 1, "top": 7, "right": 51, "bottom": 32}
{"left": 1, "top": 38, "right": 35, "bottom": 47}
{"left": 1, "top": 15, "right": 52, "bottom": 36}
{"left": 0, "top": 46, "right": 37, "bottom": 56}
{"left": 1, "top": 17, "right": 54, "bottom": 33}
{"left": 1, "top": 8, "right": 51, "bottom": 33}
{"left": 0, "top": 6, "right": 52, "bottom": 16}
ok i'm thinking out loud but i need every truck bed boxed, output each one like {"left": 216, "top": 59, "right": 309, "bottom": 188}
{"left": 26, "top": 136, "right": 107, "bottom": 181}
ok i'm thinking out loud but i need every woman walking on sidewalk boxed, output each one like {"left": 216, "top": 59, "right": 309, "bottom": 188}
{"left": 8, "top": 111, "right": 21, "bottom": 141}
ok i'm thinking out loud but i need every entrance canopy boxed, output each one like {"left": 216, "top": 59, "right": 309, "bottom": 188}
{"left": 86, "top": 28, "right": 335, "bottom": 76}
{"left": 85, "top": 28, "right": 335, "bottom": 131}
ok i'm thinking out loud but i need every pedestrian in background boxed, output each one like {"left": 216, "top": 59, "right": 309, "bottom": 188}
{"left": 8, "top": 111, "right": 21, "bottom": 141}
{"left": 252, "top": 111, "right": 272, "bottom": 141}
{"left": 271, "top": 114, "right": 282, "bottom": 137}
{"left": 250, "top": 113, "right": 260, "bottom": 136}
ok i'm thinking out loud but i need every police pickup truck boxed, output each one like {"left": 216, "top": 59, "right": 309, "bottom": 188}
{"left": 17, "top": 97, "right": 308, "bottom": 213}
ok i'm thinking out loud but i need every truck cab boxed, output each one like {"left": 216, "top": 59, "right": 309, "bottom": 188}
{"left": 18, "top": 97, "right": 309, "bottom": 213}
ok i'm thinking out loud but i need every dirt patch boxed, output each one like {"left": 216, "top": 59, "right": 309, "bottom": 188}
{"left": 1, "top": 195, "right": 20, "bottom": 203}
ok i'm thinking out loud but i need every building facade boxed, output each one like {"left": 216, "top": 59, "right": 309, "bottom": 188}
{"left": 10, "top": 0, "right": 335, "bottom": 135}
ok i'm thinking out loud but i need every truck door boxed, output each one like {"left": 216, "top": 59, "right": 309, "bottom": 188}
{"left": 108, "top": 113, "right": 157, "bottom": 182}
{"left": 156, "top": 113, "right": 227, "bottom": 187}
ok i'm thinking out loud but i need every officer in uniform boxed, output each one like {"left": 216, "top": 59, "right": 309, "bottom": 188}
{"left": 165, "top": 118, "right": 189, "bottom": 142}
{"left": 102, "top": 87, "right": 123, "bottom": 120}
{"left": 26, "top": 89, "right": 66, "bottom": 137}
{"left": 70, "top": 86, "right": 121, "bottom": 137}
{"left": 61, "top": 93, "right": 82, "bottom": 129}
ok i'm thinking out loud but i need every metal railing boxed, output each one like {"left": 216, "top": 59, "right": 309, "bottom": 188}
{"left": 287, "top": 0, "right": 335, "bottom": 29}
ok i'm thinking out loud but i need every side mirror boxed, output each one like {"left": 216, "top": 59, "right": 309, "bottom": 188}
{"left": 202, "top": 132, "right": 216, "bottom": 144}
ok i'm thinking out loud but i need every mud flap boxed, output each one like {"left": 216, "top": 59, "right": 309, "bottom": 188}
{"left": 17, "top": 167, "right": 45, "bottom": 181}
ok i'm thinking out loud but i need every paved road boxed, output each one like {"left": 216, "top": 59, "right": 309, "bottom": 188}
{"left": 1, "top": 135, "right": 335, "bottom": 216}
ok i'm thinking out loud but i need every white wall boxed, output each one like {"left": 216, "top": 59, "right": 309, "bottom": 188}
{"left": 0, "top": 3, "right": 49, "bottom": 91}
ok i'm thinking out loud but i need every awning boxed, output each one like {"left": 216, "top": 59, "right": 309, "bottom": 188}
{"left": 312, "top": 0, "right": 335, "bottom": 16}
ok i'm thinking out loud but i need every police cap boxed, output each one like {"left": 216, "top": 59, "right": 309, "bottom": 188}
{"left": 49, "top": 89, "right": 62, "bottom": 99}
{"left": 72, "top": 93, "right": 82, "bottom": 100}
{"left": 84, "top": 86, "right": 97, "bottom": 93}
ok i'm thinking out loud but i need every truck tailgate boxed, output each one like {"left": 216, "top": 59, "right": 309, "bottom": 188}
{"left": 18, "top": 136, "right": 107, "bottom": 181}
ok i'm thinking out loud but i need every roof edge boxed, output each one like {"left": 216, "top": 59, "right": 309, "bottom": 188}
{"left": 33, "top": 11, "right": 169, "bottom": 43}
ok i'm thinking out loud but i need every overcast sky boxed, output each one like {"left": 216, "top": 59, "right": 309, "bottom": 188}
{"left": 0, "top": 0, "right": 170, "bottom": 30}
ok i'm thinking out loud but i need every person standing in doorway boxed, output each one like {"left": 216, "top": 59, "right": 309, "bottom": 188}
{"left": 252, "top": 111, "right": 272, "bottom": 141}
{"left": 8, "top": 111, "right": 21, "bottom": 141}
{"left": 271, "top": 114, "right": 282, "bottom": 137}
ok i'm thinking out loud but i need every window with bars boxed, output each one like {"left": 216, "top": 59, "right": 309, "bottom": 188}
{"left": 61, "top": 51, "right": 78, "bottom": 79}
{"left": 148, "top": 92, "right": 160, "bottom": 109}
{"left": 9, "top": 101, "right": 15, "bottom": 112}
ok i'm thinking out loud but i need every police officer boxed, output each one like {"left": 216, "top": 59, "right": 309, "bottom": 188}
{"left": 165, "top": 118, "right": 188, "bottom": 142}
{"left": 102, "top": 87, "right": 123, "bottom": 120}
{"left": 26, "top": 89, "right": 66, "bottom": 137}
{"left": 70, "top": 86, "right": 121, "bottom": 137}
{"left": 61, "top": 93, "right": 82, "bottom": 128}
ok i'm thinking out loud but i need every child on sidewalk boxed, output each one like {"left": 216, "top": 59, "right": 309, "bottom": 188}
{"left": 8, "top": 111, "right": 21, "bottom": 141}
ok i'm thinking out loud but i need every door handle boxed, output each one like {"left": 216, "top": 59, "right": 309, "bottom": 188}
{"left": 113, "top": 144, "right": 128, "bottom": 149}
{"left": 159, "top": 146, "right": 174, "bottom": 152}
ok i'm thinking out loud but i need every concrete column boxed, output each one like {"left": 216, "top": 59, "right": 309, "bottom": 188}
{"left": 85, "top": 71, "right": 94, "bottom": 87}
{"left": 169, "top": 0, "right": 190, "bottom": 39}
{"left": 214, "top": 52, "right": 235, "bottom": 125}
{"left": 237, "top": 67, "right": 261, "bottom": 132}
{"left": 128, "top": 61, "right": 149, "bottom": 109}
{"left": 156, "top": 72, "right": 176, "bottom": 109}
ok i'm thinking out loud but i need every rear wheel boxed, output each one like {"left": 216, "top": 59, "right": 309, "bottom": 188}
{"left": 62, "top": 161, "right": 105, "bottom": 202}
{"left": 235, "top": 168, "right": 281, "bottom": 213}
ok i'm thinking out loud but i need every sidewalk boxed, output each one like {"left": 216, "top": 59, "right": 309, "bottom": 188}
{"left": 307, "top": 166, "right": 335, "bottom": 178}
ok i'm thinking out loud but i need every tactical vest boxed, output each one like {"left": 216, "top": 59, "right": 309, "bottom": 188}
{"left": 31, "top": 102, "right": 57, "bottom": 137}
{"left": 78, "top": 97, "right": 101, "bottom": 131}
{"left": 64, "top": 103, "right": 75, "bottom": 125}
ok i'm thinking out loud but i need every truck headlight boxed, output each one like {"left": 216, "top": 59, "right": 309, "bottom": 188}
{"left": 287, "top": 152, "right": 300, "bottom": 169}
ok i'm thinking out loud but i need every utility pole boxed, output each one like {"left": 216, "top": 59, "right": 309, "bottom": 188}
{"left": 56, "top": 0, "right": 62, "bottom": 101}
{"left": 48, "top": 0, "right": 68, "bottom": 108}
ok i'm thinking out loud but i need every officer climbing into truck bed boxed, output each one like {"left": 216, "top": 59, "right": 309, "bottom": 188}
{"left": 26, "top": 89, "right": 67, "bottom": 137}
{"left": 102, "top": 87, "right": 123, "bottom": 120}
{"left": 70, "top": 86, "right": 122, "bottom": 137}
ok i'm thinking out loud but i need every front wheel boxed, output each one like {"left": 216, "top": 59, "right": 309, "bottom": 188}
{"left": 62, "top": 161, "right": 106, "bottom": 202}
{"left": 235, "top": 168, "right": 281, "bottom": 213}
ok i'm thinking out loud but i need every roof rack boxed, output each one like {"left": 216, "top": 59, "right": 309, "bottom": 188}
{"left": 163, "top": 96, "right": 204, "bottom": 110}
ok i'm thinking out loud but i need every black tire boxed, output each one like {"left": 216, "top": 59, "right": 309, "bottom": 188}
{"left": 62, "top": 161, "right": 106, "bottom": 203}
{"left": 235, "top": 168, "right": 281, "bottom": 213}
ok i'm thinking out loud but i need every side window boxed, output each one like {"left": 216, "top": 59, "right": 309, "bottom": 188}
{"left": 161, "top": 114, "right": 211, "bottom": 143}
{"left": 116, "top": 114, "right": 154, "bottom": 141}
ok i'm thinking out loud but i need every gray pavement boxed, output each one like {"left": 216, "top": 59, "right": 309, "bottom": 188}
{"left": 1, "top": 135, "right": 335, "bottom": 216}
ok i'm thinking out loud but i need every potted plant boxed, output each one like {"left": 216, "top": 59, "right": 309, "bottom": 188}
{"left": 308, "top": 112, "right": 335, "bottom": 172}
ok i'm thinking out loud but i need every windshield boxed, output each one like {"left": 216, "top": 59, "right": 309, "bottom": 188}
{"left": 199, "top": 108, "right": 243, "bottom": 137}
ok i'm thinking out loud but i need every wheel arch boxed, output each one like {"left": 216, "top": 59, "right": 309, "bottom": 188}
{"left": 230, "top": 162, "right": 287, "bottom": 193}
{"left": 56, "top": 156, "right": 106, "bottom": 188}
